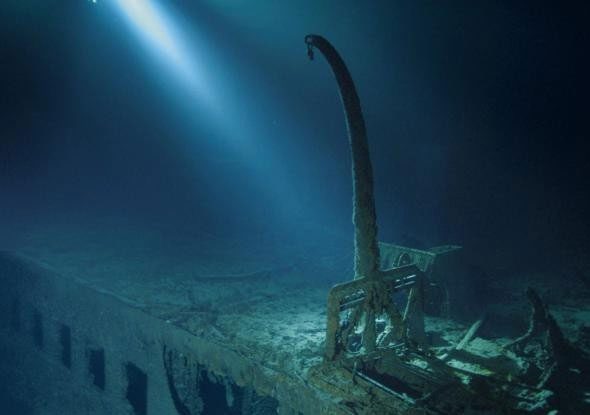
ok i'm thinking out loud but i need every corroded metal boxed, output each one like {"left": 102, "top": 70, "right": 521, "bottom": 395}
{"left": 305, "top": 34, "right": 427, "bottom": 363}
{"left": 305, "top": 34, "right": 561, "bottom": 414}
{"left": 324, "top": 264, "right": 426, "bottom": 361}
{"left": 305, "top": 34, "right": 380, "bottom": 281}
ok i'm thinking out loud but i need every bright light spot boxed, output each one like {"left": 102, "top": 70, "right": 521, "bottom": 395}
{"left": 113, "top": 0, "right": 202, "bottom": 92}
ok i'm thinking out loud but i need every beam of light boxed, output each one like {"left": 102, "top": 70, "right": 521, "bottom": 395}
{"left": 112, "top": 0, "right": 207, "bottom": 97}
{"left": 109, "top": 0, "right": 268, "bottom": 150}
{"left": 106, "top": 0, "right": 309, "bottom": 227}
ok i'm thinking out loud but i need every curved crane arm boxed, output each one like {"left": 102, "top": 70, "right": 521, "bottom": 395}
{"left": 305, "top": 34, "right": 380, "bottom": 280}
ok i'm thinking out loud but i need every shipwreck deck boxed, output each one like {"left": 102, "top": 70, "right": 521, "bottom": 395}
{"left": 1, "top": 220, "right": 347, "bottom": 414}
{"left": 1, "top": 220, "right": 589, "bottom": 414}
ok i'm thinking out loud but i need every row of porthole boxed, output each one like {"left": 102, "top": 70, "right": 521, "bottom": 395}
{"left": 10, "top": 298, "right": 148, "bottom": 415}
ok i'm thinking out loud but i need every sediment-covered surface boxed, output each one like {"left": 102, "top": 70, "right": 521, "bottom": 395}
{"left": 2, "top": 219, "right": 590, "bottom": 414}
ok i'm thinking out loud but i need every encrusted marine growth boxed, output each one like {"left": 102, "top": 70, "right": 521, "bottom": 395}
{"left": 305, "top": 34, "right": 380, "bottom": 281}
{"left": 305, "top": 35, "right": 426, "bottom": 360}
{"left": 303, "top": 35, "right": 575, "bottom": 413}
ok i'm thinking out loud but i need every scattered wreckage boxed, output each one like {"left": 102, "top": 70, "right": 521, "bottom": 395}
{"left": 303, "top": 33, "right": 588, "bottom": 414}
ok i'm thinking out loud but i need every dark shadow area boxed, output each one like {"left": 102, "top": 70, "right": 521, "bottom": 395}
{"left": 88, "top": 348, "right": 105, "bottom": 390}
{"left": 60, "top": 324, "right": 72, "bottom": 369}
{"left": 126, "top": 362, "right": 148, "bottom": 415}
{"left": 32, "top": 309, "right": 43, "bottom": 349}
{"left": 10, "top": 298, "right": 20, "bottom": 332}
{"left": 199, "top": 369, "right": 240, "bottom": 415}
{"left": 0, "top": 391, "right": 34, "bottom": 415}
{"left": 198, "top": 367, "right": 278, "bottom": 415}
